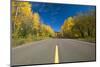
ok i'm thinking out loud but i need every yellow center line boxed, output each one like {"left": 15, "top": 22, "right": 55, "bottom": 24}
{"left": 54, "top": 45, "right": 59, "bottom": 63}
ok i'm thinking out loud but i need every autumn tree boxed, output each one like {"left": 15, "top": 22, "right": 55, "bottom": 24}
{"left": 61, "top": 17, "right": 75, "bottom": 38}
{"left": 73, "top": 10, "right": 96, "bottom": 38}
{"left": 12, "top": 0, "right": 32, "bottom": 39}
{"left": 40, "top": 24, "right": 55, "bottom": 37}
{"left": 60, "top": 10, "right": 96, "bottom": 39}
{"left": 45, "top": 25, "right": 55, "bottom": 37}
{"left": 32, "top": 13, "right": 41, "bottom": 37}
{"left": 12, "top": 1, "right": 56, "bottom": 47}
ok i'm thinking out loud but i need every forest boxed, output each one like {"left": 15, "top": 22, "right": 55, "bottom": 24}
{"left": 60, "top": 10, "right": 96, "bottom": 40}
{"left": 12, "top": 1, "right": 96, "bottom": 47}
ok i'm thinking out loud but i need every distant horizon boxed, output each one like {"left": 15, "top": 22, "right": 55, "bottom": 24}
{"left": 30, "top": 2, "right": 95, "bottom": 32}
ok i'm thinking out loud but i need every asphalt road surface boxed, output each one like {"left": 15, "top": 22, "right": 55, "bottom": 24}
{"left": 11, "top": 39, "right": 96, "bottom": 66}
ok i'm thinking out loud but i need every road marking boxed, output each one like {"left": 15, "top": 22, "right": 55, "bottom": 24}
{"left": 54, "top": 45, "right": 59, "bottom": 63}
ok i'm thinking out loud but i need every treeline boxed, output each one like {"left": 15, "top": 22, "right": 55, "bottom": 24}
{"left": 12, "top": 1, "right": 55, "bottom": 47}
{"left": 60, "top": 10, "right": 96, "bottom": 42}
{"left": 12, "top": 0, "right": 96, "bottom": 47}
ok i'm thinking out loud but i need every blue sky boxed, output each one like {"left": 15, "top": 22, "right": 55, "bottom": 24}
{"left": 30, "top": 2, "right": 95, "bottom": 32}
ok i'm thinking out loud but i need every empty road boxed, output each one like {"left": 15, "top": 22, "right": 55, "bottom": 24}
{"left": 11, "top": 39, "right": 96, "bottom": 66}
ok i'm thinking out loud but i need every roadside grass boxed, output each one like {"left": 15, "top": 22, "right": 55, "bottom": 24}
{"left": 12, "top": 36, "right": 96, "bottom": 47}
{"left": 12, "top": 36, "right": 51, "bottom": 47}
{"left": 78, "top": 37, "right": 96, "bottom": 43}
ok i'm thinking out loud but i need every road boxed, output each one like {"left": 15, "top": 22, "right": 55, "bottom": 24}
{"left": 11, "top": 39, "right": 96, "bottom": 66}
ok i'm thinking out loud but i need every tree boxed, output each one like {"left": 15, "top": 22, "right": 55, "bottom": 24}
{"left": 40, "top": 24, "right": 55, "bottom": 37}
{"left": 73, "top": 10, "right": 96, "bottom": 38}
{"left": 11, "top": 1, "right": 56, "bottom": 47}
{"left": 60, "top": 10, "right": 96, "bottom": 38}
{"left": 32, "top": 13, "right": 41, "bottom": 36}
{"left": 60, "top": 17, "right": 74, "bottom": 38}
{"left": 12, "top": 1, "right": 32, "bottom": 38}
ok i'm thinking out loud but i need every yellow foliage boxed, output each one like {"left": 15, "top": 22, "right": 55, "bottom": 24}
{"left": 62, "top": 17, "right": 74, "bottom": 32}
{"left": 12, "top": 1, "right": 32, "bottom": 16}
{"left": 32, "top": 13, "right": 41, "bottom": 30}
{"left": 41, "top": 24, "right": 55, "bottom": 37}
{"left": 46, "top": 26, "right": 55, "bottom": 35}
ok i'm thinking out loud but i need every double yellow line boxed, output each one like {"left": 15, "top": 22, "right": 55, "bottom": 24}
{"left": 54, "top": 45, "right": 59, "bottom": 63}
